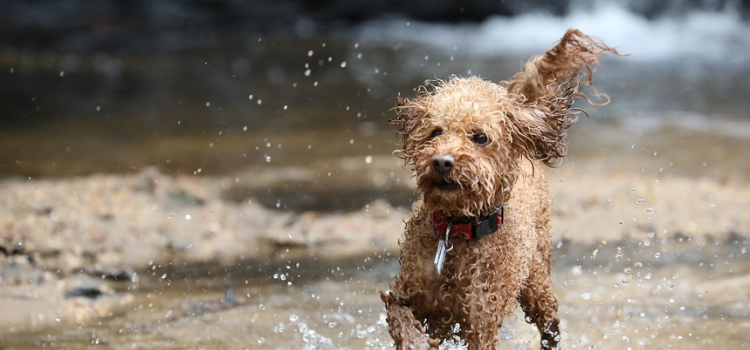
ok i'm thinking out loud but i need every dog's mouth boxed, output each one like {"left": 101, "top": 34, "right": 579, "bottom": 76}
{"left": 432, "top": 180, "right": 459, "bottom": 192}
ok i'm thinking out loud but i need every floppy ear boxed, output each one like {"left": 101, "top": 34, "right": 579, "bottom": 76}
{"left": 503, "top": 28, "right": 620, "bottom": 166}
{"left": 506, "top": 28, "right": 618, "bottom": 105}
{"left": 504, "top": 83, "right": 581, "bottom": 167}
{"left": 389, "top": 81, "right": 439, "bottom": 166}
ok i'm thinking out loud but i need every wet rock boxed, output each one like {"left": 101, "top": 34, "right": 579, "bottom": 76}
{"left": 181, "top": 284, "right": 244, "bottom": 317}
{"left": 64, "top": 287, "right": 104, "bottom": 299}
{"left": 0, "top": 244, "right": 35, "bottom": 265}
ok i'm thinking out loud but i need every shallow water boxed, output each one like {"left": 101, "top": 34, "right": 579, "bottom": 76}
{"left": 3, "top": 5, "right": 750, "bottom": 190}
{"left": 2, "top": 239, "right": 748, "bottom": 349}
{"left": 3, "top": 40, "right": 750, "bottom": 213}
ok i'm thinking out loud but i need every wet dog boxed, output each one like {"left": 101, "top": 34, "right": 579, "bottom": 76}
{"left": 381, "top": 29, "right": 618, "bottom": 350}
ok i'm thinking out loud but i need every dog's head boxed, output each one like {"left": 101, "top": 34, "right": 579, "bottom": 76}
{"left": 391, "top": 76, "right": 579, "bottom": 216}
{"left": 390, "top": 29, "right": 618, "bottom": 217}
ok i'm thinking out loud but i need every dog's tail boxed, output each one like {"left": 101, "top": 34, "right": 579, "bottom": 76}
{"left": 505, "top": 28, "right": 621, "bottom": 106}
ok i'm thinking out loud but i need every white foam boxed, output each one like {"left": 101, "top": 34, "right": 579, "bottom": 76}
{"left": 357, "top": 2, "right": 750, "bottom": 63}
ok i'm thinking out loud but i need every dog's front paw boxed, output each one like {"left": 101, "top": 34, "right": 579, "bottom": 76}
{"left": 380, "top": 290, "right": 439, "bottom": 349}
{"left": 396, "top": 331, "right": 439, "bottom": 350}
{"left": 392, "top": 320, "right": 439, "bottom": 350}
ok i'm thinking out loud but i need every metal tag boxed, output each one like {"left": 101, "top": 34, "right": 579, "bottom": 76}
{"left": 434, "top": 239, "right": 447, "bottom": 274}
{"left": 433, "top": 223, "right": 453, "bottom": 275}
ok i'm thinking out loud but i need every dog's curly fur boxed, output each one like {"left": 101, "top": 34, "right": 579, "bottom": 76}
{"left": 381, "top": 29, "right": 618, "bottom": 350}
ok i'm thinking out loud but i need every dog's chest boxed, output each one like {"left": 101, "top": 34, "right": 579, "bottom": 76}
{"left": 413, "top": 239, "right": 493, "bottom": 286}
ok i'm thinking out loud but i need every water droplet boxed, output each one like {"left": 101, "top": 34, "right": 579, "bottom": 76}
{"left": 307, "top": 50, "right": 314, "bottom": 57}
{"left": 304, "top": 69, "right": 311, "bottom": 76}
{"left": 365, "top": 155, "right": 372, "bottom": 164}
{"left": 581, "top": 291, "right": 592, "bottom": 300}
{"left": 265, "top": 155, "right": 271, "bottom": 163}
{"left": 340, "top": 61, "right": 347, "bottom": 68}
{"left": 185, "top": 214, "right": 191, "bottom": 220}
{"left": 205, "top": 102, "right": 211, "bottom": 107}
{"left": 59, "top": 71, "right": 65, "bottom": 77}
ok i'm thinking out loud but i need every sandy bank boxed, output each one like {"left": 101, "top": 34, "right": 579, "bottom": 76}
{"left": 1, "top": 167, "right": 748, "bottom": 329}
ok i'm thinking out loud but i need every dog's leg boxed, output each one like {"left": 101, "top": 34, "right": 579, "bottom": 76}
{"left": 518, "top": 258, "right": 560, "bottom": 350}
{"left": 380, "top": 291, "right": 439, "bottom": 350}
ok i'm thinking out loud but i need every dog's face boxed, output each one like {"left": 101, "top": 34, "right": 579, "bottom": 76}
{"left": 391, "top": 76, "right": 576, "bottom": 216}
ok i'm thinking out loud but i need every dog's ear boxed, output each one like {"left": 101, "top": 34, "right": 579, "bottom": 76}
{"left": 505, "top": 89, "right": 580, "bottom": 167}
{"left": 389, "top": 81, "right": 439, "bottom": 165}
{"left": 503, "top": 28, "right": 620, "bottom": 166}
{"left": 389, "top": 94, "right": 421, "bottom": 166}
{"left": 505, "top": 28, "right": 619, "bottom": 105}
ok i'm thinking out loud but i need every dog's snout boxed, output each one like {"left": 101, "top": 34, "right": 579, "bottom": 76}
{"left": 432, "top": 154, "right": 455, "bottom": 174}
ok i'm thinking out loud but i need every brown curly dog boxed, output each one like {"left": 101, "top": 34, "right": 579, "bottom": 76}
{"left": 380, "top": 29, "right": 618, "bottom": 350}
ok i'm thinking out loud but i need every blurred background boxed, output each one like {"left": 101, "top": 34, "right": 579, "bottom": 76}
{"left": 3, "top": 1, "right": 750, "bottom": 349}
{"left": 2, "top": 0, "right": 750, "bottom": 212}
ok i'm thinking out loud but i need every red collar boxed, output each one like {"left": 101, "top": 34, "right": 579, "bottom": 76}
{"left": 431, "top": 205, "right": 504, "bottom": 240}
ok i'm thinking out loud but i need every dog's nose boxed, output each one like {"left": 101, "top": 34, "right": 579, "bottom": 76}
{"left": 432, "top": 154, "right": 455, "bottom": 174}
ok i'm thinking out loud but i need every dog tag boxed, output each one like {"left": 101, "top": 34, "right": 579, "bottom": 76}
{"left": 434, "top": 239, "right": 447, "bottom": 274}
{"left": 434, "top": 223, "right": 453, "bottom": 275}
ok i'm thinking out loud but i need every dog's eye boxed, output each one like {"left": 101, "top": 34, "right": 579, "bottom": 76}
{"left": 430, "top": 129, "right": 443, "bottom": 139}
{"left": 472, "top": 132, "right": 489, "bottom": 145}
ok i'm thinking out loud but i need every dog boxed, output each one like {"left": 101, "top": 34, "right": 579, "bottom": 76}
{"left": 380, "top": 29, "right": 618, "bottom": 350}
